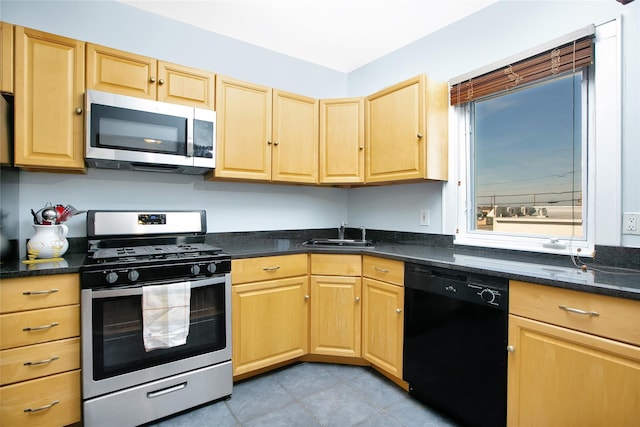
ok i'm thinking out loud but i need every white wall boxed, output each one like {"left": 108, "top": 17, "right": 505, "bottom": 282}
{"left": 18, "top": 169, "right": 349, "bottom": 239}
{"left": 2, "top": 0, "right": 639, "bottom": 250}
{"left": 1, "top": 0, "right": 351, "bottom": 251}
{"left": 347, "top": 0, "right": 640, "bottom": 247}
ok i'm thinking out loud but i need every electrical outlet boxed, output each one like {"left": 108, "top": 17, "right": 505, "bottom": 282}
{"left": 419, "top": 209, "right": 430, "bottom": 226}
{"left": 623, "top": 213, "right": 640, "bottom": 235}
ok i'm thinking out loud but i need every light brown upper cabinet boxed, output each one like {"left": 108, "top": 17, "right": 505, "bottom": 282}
{"left": 319, "top": 97, "right": 365, "bottom": 184}
{"left": 14, "top": 27, "right": 85, "bottom": 172}
{"left": 365, "top": 74, "right": 448, "bottom": 183}
{"left": 0, "top": 22, "right": 14, "bottom": 94}
{"left": 86, "top": 43, "right": 214, "bottom": 108}
{"left": 212, "top": 75, "right": 318, "bottom": 184}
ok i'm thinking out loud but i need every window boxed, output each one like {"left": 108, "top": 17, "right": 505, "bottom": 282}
{"left": 471, "top": 71, "right": 586, "bottom": 239}
{"left": 450, "top": 23, "right": 620, "bottom": 256}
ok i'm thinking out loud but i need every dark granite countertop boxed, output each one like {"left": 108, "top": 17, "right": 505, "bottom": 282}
{"left": 0, "top": 252, "right": 86, "bottom": 278}
{"left": 2, "top": 230, "right": 639, "bottom": 301}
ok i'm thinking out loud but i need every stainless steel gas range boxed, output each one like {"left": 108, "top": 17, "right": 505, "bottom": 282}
{"left": 80, "top": 210, "right": 232, "bottom": 427}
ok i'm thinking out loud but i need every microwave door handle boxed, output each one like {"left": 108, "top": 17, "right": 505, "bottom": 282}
{"left": 186, "top": 115, "right": 194, "bottom": 157}
{"left": 89, "top": 275, "right": 227, "bottom": 299}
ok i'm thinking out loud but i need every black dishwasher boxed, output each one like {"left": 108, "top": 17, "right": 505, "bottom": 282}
{"left": 403, "top": 263, "right": 508, "bottom": 427}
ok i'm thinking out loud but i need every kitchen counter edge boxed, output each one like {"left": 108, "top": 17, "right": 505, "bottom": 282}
{"left": 1, "top": 243, "right": 638, "bottom": 302}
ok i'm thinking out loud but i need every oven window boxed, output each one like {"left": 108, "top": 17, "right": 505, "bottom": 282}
{"left": 91, "top": 284, "right": 226, "bottom": 380}
{"left": 91, "top": 104, "right": 187, "bottom": 155}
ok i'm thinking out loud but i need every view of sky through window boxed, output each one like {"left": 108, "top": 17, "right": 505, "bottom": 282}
{"left": 472, "top": 72, "right": 583, "bottom": 236}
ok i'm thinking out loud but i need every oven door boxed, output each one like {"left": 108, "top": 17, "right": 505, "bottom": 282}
{"left": 82, "top": 274, "right": 231, "bottom": 399}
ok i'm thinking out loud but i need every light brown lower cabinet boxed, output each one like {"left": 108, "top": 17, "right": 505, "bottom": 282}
{"left": 507, "top": 281, "right": 640, "bottom": 427}
{"left": 0, "top": 273, "right": 81, "bottom": 427}
{"left": 231, "top": 255, "right": 309, "bottom": 377}
{"left": 362, "top": 256, "right": 405, "bottom": 379}
{"left": 310, "top": 254, "right": 362, "bottom": 358}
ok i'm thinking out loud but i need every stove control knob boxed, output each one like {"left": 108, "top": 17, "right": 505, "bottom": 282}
{"left": 480, "top": 288, "right": 496, "bottom": 304}
{"left": 191, "top": 264, "right": 201, "bottom": 275}
{"left": 128, "top": 270, "right": 140, "bottom": 282}
{"left": 105, "top": 271, "right": 119, "bottom": 284}
{"left": 207, "top": 263, "right": 217, "bottom": 273}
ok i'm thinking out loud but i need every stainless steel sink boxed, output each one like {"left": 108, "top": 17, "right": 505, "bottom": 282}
{"left": 301, "top": 238, "right": 374, "bottom": 248}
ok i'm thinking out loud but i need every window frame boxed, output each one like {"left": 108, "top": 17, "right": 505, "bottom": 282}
{"left": 451, "top": 20, "right": 620, "bottom": 257}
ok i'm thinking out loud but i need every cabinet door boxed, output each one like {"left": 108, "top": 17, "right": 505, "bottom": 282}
{"left": 366, "top": 75, "right": 424, "bottom": 183}
{"left": 362, "top": 277, "right": 404, "bottom": 378}
{"left": 213, "top": 75, "right": 272, "bottom": 181}
{"left": 14, "top": 27, "right": 85, "bottom": 171}
{"left": 86, "top": 43, "right": 157, "bottom": 99}
{"left": 365, "top": 74, "right": 448, "bottom": 183}
{"left": 310, "top": 275, "right": 361, "bottom": 357}
{"left": 0, "top": 273, "right": 80, "bottom": 314}
{"left": 0, "top": 370, "right": 81, "bottom": 427}
{"left": 507, "top": 315, "right": 640, "bottom": 427}
{"left": 157, "top": 61, "right": 214, "bottom": 108}
{"left": 0, "top": 305, "right": 80, "bottom": 350}
{"left": 272, "top": 89, "right": 318, "bottom": 184}
{"left": 1, "top": 22, "right": 13, "bottom": 93}
{"left": 319, "top": 97, "right": 364, "bottom": 184}
{"left": 232, "top": 276, "right": 309, "bottom": 376}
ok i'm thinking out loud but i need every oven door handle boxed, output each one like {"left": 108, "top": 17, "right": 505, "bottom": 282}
{"left": 90, "top": 275, "right": 227, "bottom": 299}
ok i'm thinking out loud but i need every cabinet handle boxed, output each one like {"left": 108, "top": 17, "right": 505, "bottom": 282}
{"left": 24, "top": 400, "right": 60, "bottom": 413}
{"left": 75, "top": 108, "right": 82, "bottom": 115}
{"left": 23, "top": 322, "right": 59, "bottom": 332}
{"left": 22, "top": 288, "right": 59, "bottom": 295}
{"left": 395, "top": 308, "right": 402, "bottom": 314}
{"left": 374, "top": 267, "right": 389, "bottom": 273}
{"left": 355, "top": 296, "right": 360, "bottom": 303}
{"left": 507, "top": 345, "right": 515, "bottom": 353}
{"left": 267, "top": 140, "right": 272, "bottom": 145}
{"left": 24, "top": 356, "right": 60, "bottom": 366}
{"left": 158, "top": 78, "right": 165, "bottom": 85}
{"left": 359, "top": 146, "right": 364, "bottom": 150}
{"left": 304, "top": 295, "right": 310, "bottom": 301}
{"left": 417, "top": 133, "right": 423, "bottom": 139}
{"left": 262, "top": 266, "right": 280, "bottom": 271}
{"left": 273, "top": 141, "right": 279, "bottom": 146}
{"left": 558, "top": 305, "right": 599, "bottom": 317}
{"left": 150, "top": 76, "right": 156, "bottom": 83}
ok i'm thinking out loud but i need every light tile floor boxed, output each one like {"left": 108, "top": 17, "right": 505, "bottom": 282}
{"left": 149, "top": 362, "right": 461, "bottom": 427}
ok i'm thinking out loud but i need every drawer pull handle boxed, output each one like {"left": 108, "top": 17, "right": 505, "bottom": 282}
{"left": 262, "top": 266, "right": 281, "bottom": 271}
{"left": 23, "top": 322, "right": 59, "bottom": 332}
{"left": 558, "top": 305, "right": 599, "bottom": 317}
{"left": 147, "top": 382, "right": 187, "bottom": 398}
{"left": 24, "top": 356, "right": 60, "bottom": 366}
{"left": 24, "top": 400, "right": 60, "bottom": 413}
{"left": 396, "top": 308, "right": 402, "bottom": 314}
{"left": 22, "top": 288, "right": 59, "bottom": 295}
{"left": 374, "top": 267, "right": 390, "bottom": 273}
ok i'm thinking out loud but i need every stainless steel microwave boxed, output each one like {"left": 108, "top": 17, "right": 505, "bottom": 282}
{"left": 85, "top": 90, "right": 216, "bottom": 174}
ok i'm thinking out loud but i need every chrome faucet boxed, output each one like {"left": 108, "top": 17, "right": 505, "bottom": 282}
{"left": 360, "top": 226, "right": 366, "bottom": 242}
{"left": 338, "top": 221, "right": 346, "bottom": 240}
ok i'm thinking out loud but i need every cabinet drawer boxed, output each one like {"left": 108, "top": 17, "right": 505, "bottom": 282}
{"left": 0, "top": 274, "right": 79, "bottom": 314}
{"left": 1, "top": 337, "right": 80, "bottom": 386}
{"left": 232, "top": 254, "right": 308, "bottom": 284}
{"left": 310, "top": 254, "right": 361, "bottom": 276}
{"left": 363, "top": 256, "right": 404, "bottom": 286}
{"left": 510, "top": 280, "right": 640, "bottom": 346}
{"left": 0, "top": 370, "right": 81, "bottom": 427}
{"left": 0, "top": 305, "right": 80, "bottom": 350}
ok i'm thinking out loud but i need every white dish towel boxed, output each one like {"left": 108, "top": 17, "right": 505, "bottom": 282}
{"left": 142, "top": 282, "right": 191, "bottom": 352}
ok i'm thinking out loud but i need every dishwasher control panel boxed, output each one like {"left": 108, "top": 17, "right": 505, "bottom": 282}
{"left": 404, "top": 263, "right": 508, "bottom": 310}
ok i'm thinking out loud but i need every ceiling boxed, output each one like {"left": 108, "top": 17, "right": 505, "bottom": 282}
{"left": 118, "top": 0, "right": 498, "bottom": 72}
